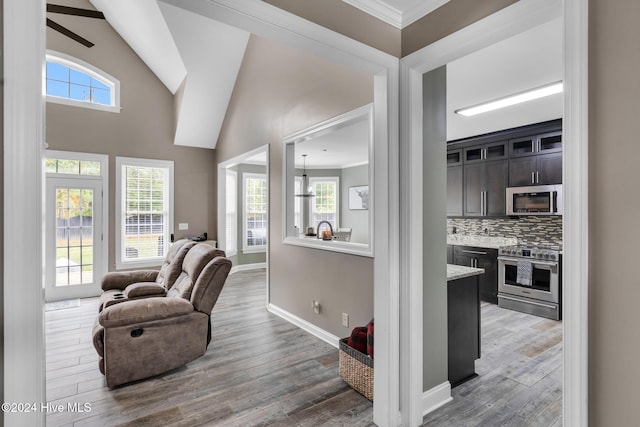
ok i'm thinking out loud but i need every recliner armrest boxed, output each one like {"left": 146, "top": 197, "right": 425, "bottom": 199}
{"left": 101, "top": 270, "right": 159, "bottom": 291}
{"left": 123, "top": 282, "right": 166, "bottom": 298}
{"left": 99, "top": 297, "right": 194, "bottom": 328}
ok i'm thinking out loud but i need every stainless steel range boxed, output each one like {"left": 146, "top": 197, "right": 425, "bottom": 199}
{"left": 497, "top": 244, "right": 561, "bottom": 320}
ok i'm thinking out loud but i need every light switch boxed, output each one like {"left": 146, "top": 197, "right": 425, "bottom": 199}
{"left": 178, "top": 223, "right": 189, "bottom": 230}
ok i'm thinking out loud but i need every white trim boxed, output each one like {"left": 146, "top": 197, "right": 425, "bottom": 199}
{"left": 115, "top": 156, "right": 174, "bottom": 270}
{"left": 342, "top": 0, "right": 450, "bottom": 29}
{"left": 267, "top": 303, "right": 341, "bottom": 349}
{"left": 400, "top": 0, "right": 587, "bottom": 426}
{"left": 282, "top": 104, "right": 375, "bottom": 258}
{"left": 422, "top": 382, "right": 453, "bottom": 416}
{"left": 230, "top": 262, "right": 267, "bottom": 274}
{"left": 224, "top": 169, "right": 238, "bottom": 257}
{"left": 46, "top": 50, "right": 121, "bottom": 113}
{"left": 562, "top": 0, "right": 589, "bottom": 425}
{"left": 4, "top": 0, "right": 46, "bottom": 425}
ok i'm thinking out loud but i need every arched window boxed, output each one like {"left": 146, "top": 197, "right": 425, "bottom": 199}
{"left": 45, "top": 50, "right": 120, "bottom": 113}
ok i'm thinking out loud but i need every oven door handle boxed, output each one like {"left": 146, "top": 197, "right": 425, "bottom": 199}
{"left": 498, "top": 256, "right": 559, "bottom": 267}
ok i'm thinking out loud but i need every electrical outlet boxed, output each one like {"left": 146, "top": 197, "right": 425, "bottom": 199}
{"left": 312, "top": 300, "right": 321, "bottom": 314}
{"left": 342, "top": 312, "right": 349, "bottom": 328}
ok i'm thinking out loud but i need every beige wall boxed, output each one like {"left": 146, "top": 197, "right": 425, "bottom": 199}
{"left": 401, "top": 0, "right": 518, "bottom": 56}
{"left": 0, "top": 0, "right": 4, "bottom": 413}
{"left": 263, "top": 0, "right": 401, "bottom": 57}
{"left": 45, "top": 0, "right": 216, "bottom": 271}
{"left": 216, "top": 35, "right": 374, "bottom": 337}
{"left": 588, "top": 0, "right": 640, "bottom": 424}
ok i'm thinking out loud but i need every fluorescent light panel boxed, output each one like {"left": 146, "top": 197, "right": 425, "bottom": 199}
{"left": 455, "top": 81, "right": 563, "bottom": 117}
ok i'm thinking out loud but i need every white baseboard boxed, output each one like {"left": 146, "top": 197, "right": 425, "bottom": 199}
{"left": 422, "top": 381, "right": 452, "bottom": 416}
{"left": 267, "top": 303, "right": 340, "bottom": 349}
{"left": 230, "top": 262, "right": 266, "bottom": 274}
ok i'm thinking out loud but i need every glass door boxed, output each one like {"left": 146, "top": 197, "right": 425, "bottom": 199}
{"left": 46, "top": 177, "right": 103, "bottom": 301}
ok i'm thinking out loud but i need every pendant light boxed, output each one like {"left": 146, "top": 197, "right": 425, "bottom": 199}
{"left": 295, "top": 154, "right": 315, "bottom": 198}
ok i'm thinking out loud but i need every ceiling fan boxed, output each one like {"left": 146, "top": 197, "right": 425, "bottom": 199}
{"left": 46, "top": 4, "right": 105, "bottom": 48}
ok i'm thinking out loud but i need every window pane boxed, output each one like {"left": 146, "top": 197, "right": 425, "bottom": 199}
{"left": 57, "top": 160, "right": 80, "bottom": 175}
{"left": 91, "top": 77, "right": 109, "bottom": 90}
{"left": 245, "top": 175, "right": 267, "bottom": 247}
{"left": 70, "top": 68, "right": 91, "bottom": 86}
{"left": 47, "top": 62, "right": 69, "bottom": 82}
{"left": 91, "top": 88, "right": 110, "bottom": 105}
{"left": 70, "top": 83, "right": 91, "bottom": 102}
{"left": 80, "top": 161, "right": 101, "bottom": 176}
{"left": 45, "top": 159, "right": 57, "bottom": 173}
{"left": 122, "top": 163, "right": 170, "bottom": 263}
{"left": 47, "top": 79, "right": 69, "bottom": 98}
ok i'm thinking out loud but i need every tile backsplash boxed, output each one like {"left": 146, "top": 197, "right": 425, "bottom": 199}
{"left": 447, "top": 216, "right": 562, "bottom": 248}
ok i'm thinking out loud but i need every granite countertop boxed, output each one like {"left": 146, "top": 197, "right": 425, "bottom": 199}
{"left": 447, "top": 264, "right": 485, "bottom": 281}
{"left": 446, "top": 234, "right": 518, "bottom": 249}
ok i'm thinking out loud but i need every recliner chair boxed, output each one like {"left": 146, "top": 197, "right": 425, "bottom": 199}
{"left": 92, "top": 243, "right": 232, "bottom": 388}
{"left": 99, "top": 239, "right": 224, "bottom": 312}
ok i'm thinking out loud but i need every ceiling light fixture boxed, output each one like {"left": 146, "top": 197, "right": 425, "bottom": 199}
{"left": 455, "top": 81, "right": 563, "bottom": 117}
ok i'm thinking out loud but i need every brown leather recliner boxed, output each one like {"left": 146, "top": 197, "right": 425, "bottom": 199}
{"left": 92, "top": 243, "right": 232, "bottom": 388}
{"left": 99, "top": 239, "right": 221, "bottom": 312}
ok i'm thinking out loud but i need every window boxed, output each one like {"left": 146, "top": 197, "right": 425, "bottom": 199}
{"left": 243, "top": 173, "right": 267, "bottom": 252}
{"left": 294, "top": 176, "right": 303, "bottom": 232}
{"left": 309, "top": 177, "right": 339, "bottom": 230}
{"left": 116, "top": 157, "right": 173, "bottom": 269}
{"left": 45, "top": 158, "right": 101, "bottom": 176}
{"left": 225, "top": 170, "right": 237, "bottom": 256}
{"left": 46, "top": 50, "right": 120, "bottom": 112}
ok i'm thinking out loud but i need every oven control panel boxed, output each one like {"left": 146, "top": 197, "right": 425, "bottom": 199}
{"left": 499, "top": 245, "right": 559, "bottom": 261}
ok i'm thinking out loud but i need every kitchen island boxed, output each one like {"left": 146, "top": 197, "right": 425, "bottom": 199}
{"left": 447, "top": 264, "right": 484, "bottom": 387}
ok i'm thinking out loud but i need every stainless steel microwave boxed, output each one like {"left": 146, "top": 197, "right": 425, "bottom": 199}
{"left": 506, "top": 185, "right": 563, "bottom": 215}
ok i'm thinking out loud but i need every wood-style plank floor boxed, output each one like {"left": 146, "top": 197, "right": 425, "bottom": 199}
{"left": 422, "top": 302, "right": 563, "bottom": 427}
{"left": 45, "top": 270, "right": 562, "bottom": 426}
{"left": 45, "top": 269, "right": 373, "bottom": 426}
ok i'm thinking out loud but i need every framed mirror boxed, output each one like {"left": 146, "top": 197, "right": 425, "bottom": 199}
{"left": 282, "top": 104, "right": 373, "bottom": 257}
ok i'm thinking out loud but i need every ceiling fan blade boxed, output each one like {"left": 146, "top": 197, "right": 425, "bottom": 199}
{"left": 47, "top": 4, "right": 105, "bottom": 19}
{"left": 46, "top": 18, "right": 94, "bottom": 48}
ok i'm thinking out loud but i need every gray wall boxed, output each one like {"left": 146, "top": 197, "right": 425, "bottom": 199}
{"left": 589, "top": 0, "right": 640, "bottom": 424}
{"left": 215, "top": 35, "right": 374, "bottom": 338}
{"left": 227, "top": 163, "right": 267, "bottom": 267}
{"left": 340, "top": 164, "right": 369, "bottom": 244}
{"left": 422, "top": 66, "right": 448, "bottom": 391}
{"left": 45, "top": 0, "right": 217, "bottom": 271}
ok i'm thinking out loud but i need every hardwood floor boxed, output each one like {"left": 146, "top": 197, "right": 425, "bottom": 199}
{"left": 422, "top": 302, "right": 563, "bottom": 427}
{"left": 45, "top": 269, "right": 373, "bottom": 426}
{"left": 45, "top": 271, "right": 561, "bottom": 426}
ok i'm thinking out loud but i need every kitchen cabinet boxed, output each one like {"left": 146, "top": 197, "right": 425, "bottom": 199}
{"left": 508, "top": 130, "right": 562, "bottom": 186}
{"left": 448, "top": 274, "right": 481, "bottom": 387}
{"left": 447, "top": 149, "right": 463, "bottom": 216}
{"left": 463, "top": 159, "right": 508, "bottom": 217}
{"left": 453, "top": 245, "right": 498, "bottom": 304}
{"left": 447, "top": 244, "right": 454, "bottom": 264}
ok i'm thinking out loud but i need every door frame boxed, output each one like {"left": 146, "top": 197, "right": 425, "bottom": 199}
{"left": 4, "top": 1, "right": 400, "bottom": 426}
{"left": 399, "top": 0, "right": 588, "bottom": 425}
{"left": 44, "top": 150, "right": 109, "bottom": 302}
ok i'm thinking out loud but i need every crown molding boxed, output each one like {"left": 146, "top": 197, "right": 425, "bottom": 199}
{"left": 342, "top": 0, "right": 450, "bottom": 29}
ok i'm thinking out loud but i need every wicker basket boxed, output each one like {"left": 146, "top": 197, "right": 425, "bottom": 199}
{"left": 339, "top": 338, "right": 374, "bottom": 401}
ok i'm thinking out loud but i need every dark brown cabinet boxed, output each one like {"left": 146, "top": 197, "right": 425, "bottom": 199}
{"left": 448, "top": 274, "right": 480, "bottom": 387}
{"left": 453, "top": 245, "right": 498, "bottom": 304}
{"left": 447, "top": 149, "right": 463, "bottom": 217}
{"left": 463, "top": 159, "right": 508, "bottom": 217}
{"left": 508, "top": 130, "right": 562, "bottom": 186}
{"left": 448, "top": 120, "right": 562, "bottom": 217}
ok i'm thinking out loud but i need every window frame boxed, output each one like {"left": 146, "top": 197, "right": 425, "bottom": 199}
{"left": 242, "top": 172, "right": 268, "bottom": 254}
{"left": 308, "top": 176, "right": 340, "bottom": 231}
{"left": 225, "top": 169, "right": 238, "bottom": 257}
{"left": 115, "top": 157, "right": 174, "bottom": 270}
{"left": 45, "top": 50, "right": 121, "bottom": 113}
